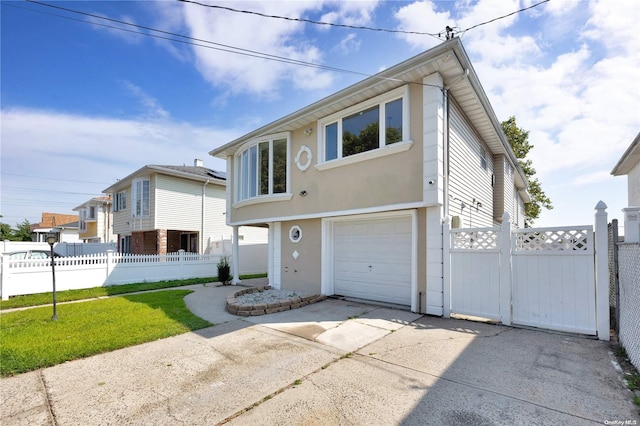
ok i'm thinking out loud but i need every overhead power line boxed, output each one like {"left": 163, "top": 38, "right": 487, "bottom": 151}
{"left": 458, "top": 0, "right": 550, "bottom": 36}
{"left": 177, "top": 0, "right": 443, "bottom": 39}
{"left": 23, "top": 0, "right": 376, "bottom": 79}
{"left": 2, "top": 172, "right": 111, "bottom": 185}
{"left": 20, "top": 0, "right": 551, "bottom": 86}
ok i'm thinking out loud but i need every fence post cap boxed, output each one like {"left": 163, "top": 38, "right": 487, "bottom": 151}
{"left": 594, "top": 200, "right": 607, "bottom": 210}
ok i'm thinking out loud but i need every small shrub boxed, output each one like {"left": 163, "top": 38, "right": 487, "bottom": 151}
{"left": 217, "top": 256, "right": 232, "bottom": 285}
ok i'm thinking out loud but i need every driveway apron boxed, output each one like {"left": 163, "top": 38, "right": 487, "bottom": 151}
{"left": 1, "top": 282, "right": 637, "bottom": 425}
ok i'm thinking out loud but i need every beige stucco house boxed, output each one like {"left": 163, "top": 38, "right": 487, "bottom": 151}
{"left": 103, "top": 159, "right": 267, "bottom": 255}
{"left": 209, "top": 38, "right": 529, "bottom": 314}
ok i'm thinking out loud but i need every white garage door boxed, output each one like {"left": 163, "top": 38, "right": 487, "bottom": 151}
{"left": 333, "top": 215, "right": 412, "bottom": 306}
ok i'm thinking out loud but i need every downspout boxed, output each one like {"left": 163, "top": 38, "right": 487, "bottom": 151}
{"left": 443, "top": 87, "right": 450, "bottom": 220}
{"left": 442, "top": 87, "right": 450, "bottom": 316}
{"left": 202, "top": 180, "right": 209, "bottom": 254}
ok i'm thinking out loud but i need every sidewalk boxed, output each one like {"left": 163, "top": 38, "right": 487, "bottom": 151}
{"left": 1, "top": 282, "right": 638, "bottom": 425}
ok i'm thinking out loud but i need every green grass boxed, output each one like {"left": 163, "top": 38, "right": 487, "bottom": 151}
{"left": 0, "top": 273, "right": 267, "bottom": 310}
{"left": 0, "top": 290, "right": 211, "bottom": 376}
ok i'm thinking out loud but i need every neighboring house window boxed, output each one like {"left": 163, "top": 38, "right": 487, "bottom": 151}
{"left": 319, "top": 85, "right": 409, "bottom": 162}
{"left": 79, "top": 210, "right": 87, "bottom": 232}
{"left": 114, "top": 191, "right": 127, "bottom": 212}
{"left": 87, "top": 206, "right": 96, "bottom": 220}
{"left": 237, "top": 133, "right": 289, "bottom": 202}
{"left": 132, "top": 179, "right": 150, "bottom": 217}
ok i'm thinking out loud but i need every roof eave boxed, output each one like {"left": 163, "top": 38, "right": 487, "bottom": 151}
{"left": 611, "top": 132, "right": 640, "bottom": 176}
{"left": 102, "top": 165, "right": 226, "bottom": 193}
{"left": 209, "top": 38, "right": 461, "bottom": 159}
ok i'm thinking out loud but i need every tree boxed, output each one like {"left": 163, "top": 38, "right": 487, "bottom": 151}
{"left": 501, "top": 116, "right": 552, "bottom": 225}
{"left": 0, "top": 220, "right": 11, "bottom": 240}
{"left": 13, "top": 219, "right": 33, "bottom": 241}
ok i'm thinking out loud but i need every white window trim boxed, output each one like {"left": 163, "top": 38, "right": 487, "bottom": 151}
{"left": 314, "top": 140, "right": 413, "bottom": 171}
{"left": 234, "top": 131, "right": 291, "bottom": 204}
{"left": 114, "top": 191, "right": 127, "bottom": 212}
{"left": 316, "top": 85, "right": 410, "bottom": 167}
{"left": 132, "top": 178, "right": 150, "bottom": 218}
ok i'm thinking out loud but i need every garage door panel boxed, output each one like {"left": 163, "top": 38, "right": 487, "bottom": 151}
{"left": 333, "top": 215, "right": 412, "bottom": 306}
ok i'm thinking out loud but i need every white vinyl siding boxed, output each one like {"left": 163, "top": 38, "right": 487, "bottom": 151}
{"left": 448, "top": 101, "right": 494, "bottom": 227}
{"left": 629, "top": 162, "right": 640, "bottom": 206}
{"left": 155, "top": 175, "right": 229, "bottom": 246}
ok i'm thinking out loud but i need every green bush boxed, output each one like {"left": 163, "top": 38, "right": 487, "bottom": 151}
{"left": 217, "top": 256, "right": 232, "bottom": 285}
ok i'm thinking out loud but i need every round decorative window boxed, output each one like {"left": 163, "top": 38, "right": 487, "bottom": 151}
{"left": 295, "top": 145, "right": 313, "bottom": 172}
{"left": 289, "top": 225, "right": 302, "bottom": 243}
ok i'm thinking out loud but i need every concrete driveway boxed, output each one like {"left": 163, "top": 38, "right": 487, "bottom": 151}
{"left": 1, "top": 281, "right": 638, "bottom": 425}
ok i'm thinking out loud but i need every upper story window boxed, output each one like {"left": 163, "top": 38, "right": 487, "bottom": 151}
{"left": 132, "top": 178, "right": 150, "bottom": 217}
{"left": 236, "top": 133, "right": 289, "bottom": 203}
{"left": 87, "top": 206, "right": 96, "bottom": 220}
{"left": 114, "top": 191, "right": 127, "bottom": 212}
{"left": 79, "top": 210, "right": 87, "bottom": 232}
{"left": 319, "top": 86, "right": 409, "bottom": 164}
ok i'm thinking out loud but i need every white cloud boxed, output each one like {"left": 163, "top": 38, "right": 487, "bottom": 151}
{"left": 172, "top": 1, "right": 344, "bottom": 97}
{"left": 333, "top": 33, "right": 361, "bottom": 55}
{"left": 0, "top": 108, "right": 235, "bottom": 221}
{"left": 319, "top": 0, "right": 379, "bottom": 27}
{"left": 122, "top": 81, "right": 170, "bottom": 121}
{"left": 394, "top": 0, "right": 638, "bottom": 226}
{"left": 393, "top": 1, "right": 451, "bottom": 50}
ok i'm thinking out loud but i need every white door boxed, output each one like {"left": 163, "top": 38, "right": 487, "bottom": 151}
{"left": 333, "top": 215, "right": 412, "bottom": 306}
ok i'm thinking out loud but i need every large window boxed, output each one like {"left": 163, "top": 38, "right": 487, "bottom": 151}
{"left": 132, "top": 179, "right": 150, "bottom": 217}
{"left": 320, "top": 86, "right": 408, "bottom": 162}
{"left": 237, "top": 133, "right": 289, "bottom": 202}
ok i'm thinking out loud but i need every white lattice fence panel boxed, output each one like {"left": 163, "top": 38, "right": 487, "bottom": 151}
{"left": 451, "top": 228, "right": 499, "bottom": 250}
{"left": 514, "top": 227, "right": 593, "bottom": 253}
{"left": 618, "top": 243, "right": 640, "bottom": 370}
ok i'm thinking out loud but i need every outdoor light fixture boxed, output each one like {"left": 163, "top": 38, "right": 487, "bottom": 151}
{"left": 46, "top": 233, "right": 58, "bottom": 321}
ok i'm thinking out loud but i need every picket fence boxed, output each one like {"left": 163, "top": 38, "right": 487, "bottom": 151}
{"left": 1, "top": 249, "right": 265, "bottom": 300}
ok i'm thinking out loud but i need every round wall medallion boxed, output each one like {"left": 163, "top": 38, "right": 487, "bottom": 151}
{"left": 295, "top": 145, "right": 313, "bottom": 172}
{"left": 289, "top": 225, "right": 302, "bottom": 243}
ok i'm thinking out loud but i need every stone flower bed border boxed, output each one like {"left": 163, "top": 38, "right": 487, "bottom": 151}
{"left": 226, "top": 286, "right": 327, "bottom": 316}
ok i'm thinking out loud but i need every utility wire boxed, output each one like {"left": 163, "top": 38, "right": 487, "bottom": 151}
{"left": 2, "top": 172, "right": 111, "bottom": 185}
{"left": 2, "top": 186, "right": 105, "bottom": 196}
{"left": 23, "top": 0, "right": 375, "bottom": 79}
{"left": 177, "top": 0, "right": 443, "bottom": 39}
{"left": 19, "top": 0, "right": 550, "bottom": 89}
{"left": 458, "top": 0, "right": 550, "bottom": 36}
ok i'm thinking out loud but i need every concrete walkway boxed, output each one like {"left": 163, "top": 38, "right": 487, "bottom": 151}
{"left": 1, "top": 281, "right": 638, "bottom": 425}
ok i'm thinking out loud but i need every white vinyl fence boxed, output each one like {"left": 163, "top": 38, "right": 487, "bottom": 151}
{"left": 1, "top": 244, "right": 268, "bottom": 300}
{"left": 444, "top": 202, "right": 610, "bottom": 340}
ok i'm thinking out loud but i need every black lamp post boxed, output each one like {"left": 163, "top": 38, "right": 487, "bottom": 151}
{"left": 46, "top": 233, "right": 58, "bottom": 321}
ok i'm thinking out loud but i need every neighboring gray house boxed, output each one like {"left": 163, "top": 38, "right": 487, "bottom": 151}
{"left": 103, "top": 159, "right": 267, "bottom": 255}
{"left": 209, "top": 38, "right": 529, "bottom": 314}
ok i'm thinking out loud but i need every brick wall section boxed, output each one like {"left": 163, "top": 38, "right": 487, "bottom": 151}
{"left": 156, "top": 229, "right": 167, "bottom": 255}
{"left": 132, "top": 232, "right": 143, "bottom": 254}
{"left": 226, "top": 286, "right": 327, "bottom": 316}
{"left": 618, "top": 243, "right": 640, "bottom": 370}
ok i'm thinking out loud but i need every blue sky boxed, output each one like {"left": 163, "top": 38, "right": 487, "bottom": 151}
{"left": 1, "top": 0, "right": 639, "bottom": 231}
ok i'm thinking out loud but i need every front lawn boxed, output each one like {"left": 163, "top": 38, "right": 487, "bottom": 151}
{"left": 0, "top": 290, "right": 211, "bottom": 376}
{"left": 0, "top": 273, "right": 267, "bottom": 310}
